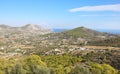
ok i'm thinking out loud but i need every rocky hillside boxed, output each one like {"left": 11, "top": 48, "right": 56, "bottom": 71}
{"left": 63, "top": 27, "right": 113, "bottom": 38}
{"left": 48, "top": 27, "right": 116, "bottom": 42}
{"left": 0, "top": 24, "right": 52, "bottom": 36}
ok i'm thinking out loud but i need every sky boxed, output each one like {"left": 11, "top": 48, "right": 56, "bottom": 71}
{"left": 0, "top": 0, "right": 120, "bottom": 29}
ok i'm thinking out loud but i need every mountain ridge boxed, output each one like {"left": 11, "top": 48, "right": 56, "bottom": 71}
{"left": 0, "top": 24, "right": 52, "bottom": 35}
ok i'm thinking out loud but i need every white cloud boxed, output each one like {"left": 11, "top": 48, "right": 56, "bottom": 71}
{"left": 69, "top": 4, "right": 120, "bottom": 12}
{"left": 79, "top": 14, "right": 120, "bottom": 16}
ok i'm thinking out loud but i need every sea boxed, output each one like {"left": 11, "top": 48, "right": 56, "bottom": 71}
{"left": 53, "top": 29, "right": 68, "bottom": 32}
{"left": 97, "top": 29, "right": 120, "bottom": 34}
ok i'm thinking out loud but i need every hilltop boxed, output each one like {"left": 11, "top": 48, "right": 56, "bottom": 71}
{"left": 63, "top": 27, "right": 109, "bottom": 38}
{"left": 48, "top": 27, "right": 116, "bottom": 42}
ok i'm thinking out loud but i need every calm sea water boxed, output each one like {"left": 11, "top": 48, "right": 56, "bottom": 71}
{"left": 97, "top": 29, "right": 120, "bottom": 34}
{"left": 53, "top": 29, "right": 68, "bottom": 32}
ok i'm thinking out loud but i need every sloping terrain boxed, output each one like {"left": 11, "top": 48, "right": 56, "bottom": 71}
{"left": 88, "top": 37, "right": 120, "bottom": 47}
{"left": 0, "top": 24, "right": 52, "bottom": 36}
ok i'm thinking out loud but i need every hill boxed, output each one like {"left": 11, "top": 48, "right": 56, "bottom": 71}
{"left": 0, "top": 24, "right": 52, "bottom": 36}
{"left": 63, "top": 27, "right": 109, "bottom": 38}
{"left": 49, "top": 27, "right": 116, "bottom": 42}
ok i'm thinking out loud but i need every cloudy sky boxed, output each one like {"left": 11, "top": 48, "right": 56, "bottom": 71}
{"left": 0, "top": 0, "right": 120, "bottom": 29}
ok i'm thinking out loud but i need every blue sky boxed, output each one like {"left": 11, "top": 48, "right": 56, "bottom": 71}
{"left": 0, "top": 0, "right": 120, "bottom": 29}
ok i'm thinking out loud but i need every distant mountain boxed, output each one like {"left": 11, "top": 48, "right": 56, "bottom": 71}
{"left": 22, "top": 24, "right": 44, "bottom": 31}
{"left": 0, "top": 24, "right": 11, "bottom": 30}
{"left": 0, "top": 24, "right": 52, "bottom": 35}
{"left": 62, "top": 27, "right": 115, "bottom": 40}
{"left": 21, "top": 24, "right": 52, "bottom": 33}
{"left": 63, "top": 27, "right": 105, "bottom": 37}
{"left": 44, "top": 27, "right": 117, "bottom": 44}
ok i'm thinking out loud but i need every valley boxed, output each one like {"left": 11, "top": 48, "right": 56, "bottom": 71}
{"left": 0, "top": 24, "right": 120, "bottom": 74}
